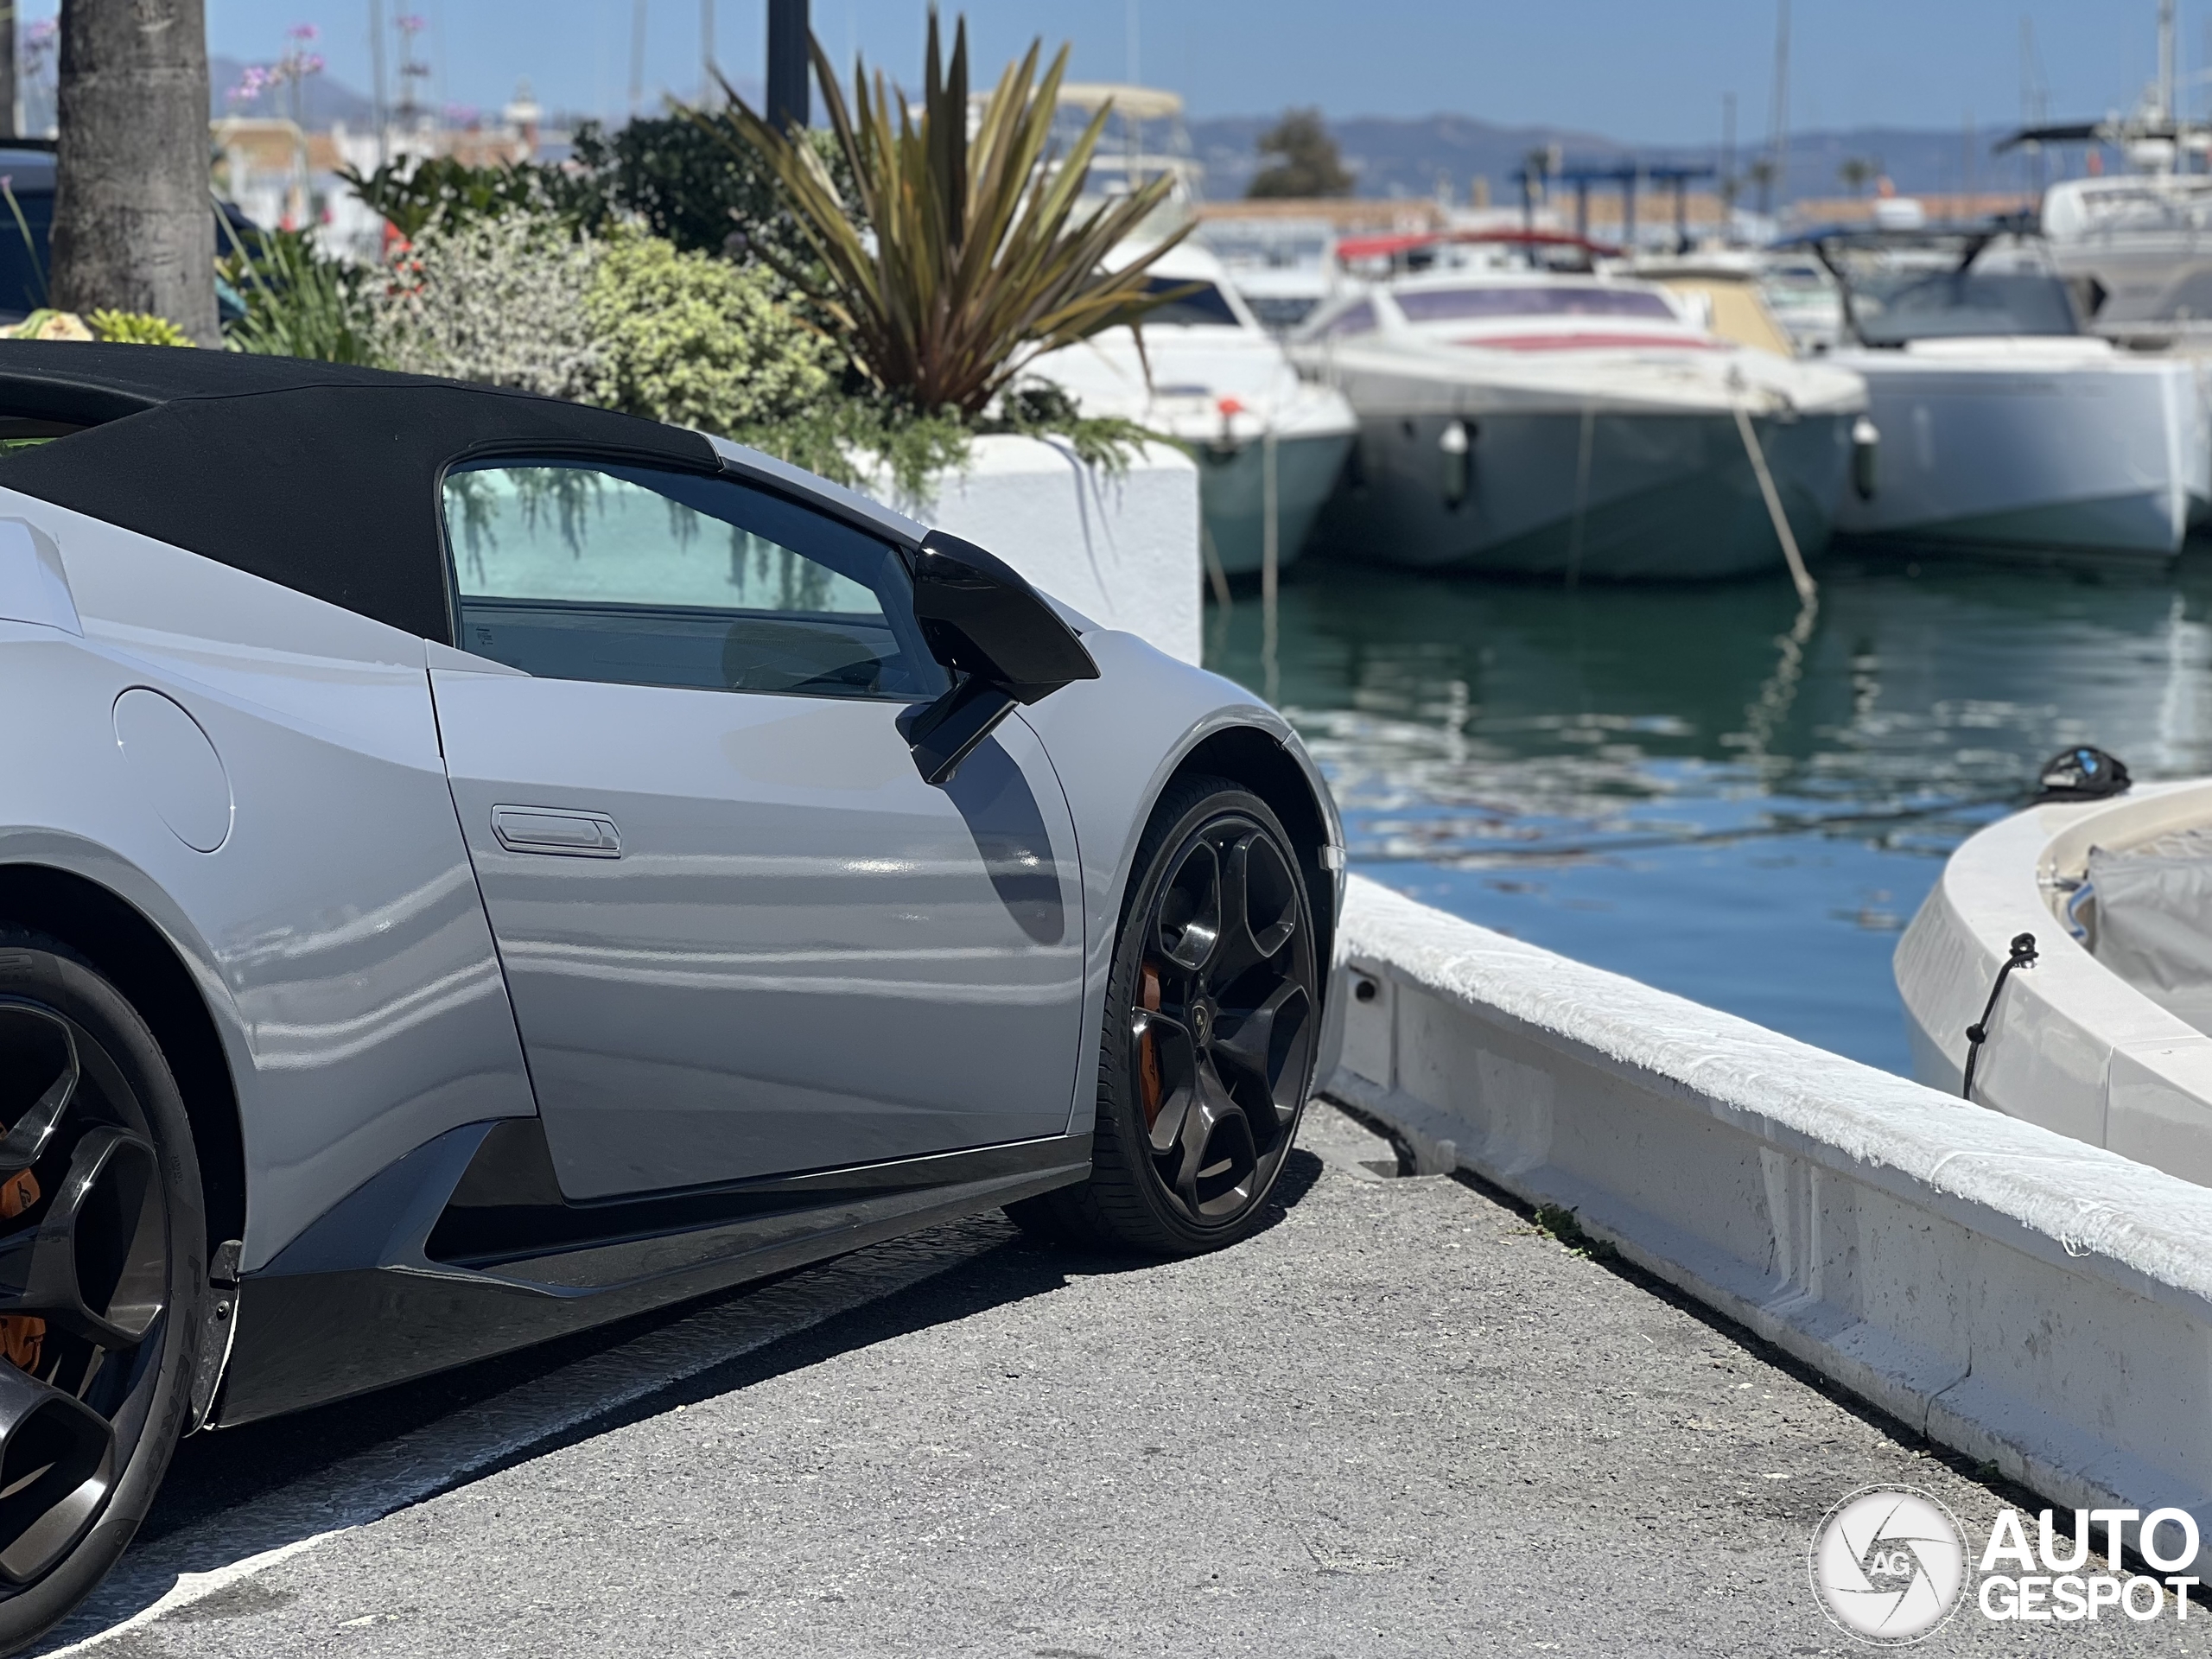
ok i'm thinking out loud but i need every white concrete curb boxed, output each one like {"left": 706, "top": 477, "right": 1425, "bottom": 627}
{"left": 1328, "top": 873, "right": 2212, "bottom": 1572}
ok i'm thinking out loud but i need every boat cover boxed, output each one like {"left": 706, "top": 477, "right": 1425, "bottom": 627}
{"left": 2083, "top": 825, "right": 2212, "bottom": 1033}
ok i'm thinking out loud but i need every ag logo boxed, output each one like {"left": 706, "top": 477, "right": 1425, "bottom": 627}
{"left": 1808, "top": 1485, "right": 1969, "bottom": 1644}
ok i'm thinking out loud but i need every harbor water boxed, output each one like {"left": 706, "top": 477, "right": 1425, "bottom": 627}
{"left": 1205, "top": 550, "right": 2212, "bottom": 1075}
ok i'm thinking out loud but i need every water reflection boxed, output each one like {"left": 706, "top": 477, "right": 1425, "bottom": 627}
{"left": 1205, "top": 553, "right": 2212, "bottom": 1071}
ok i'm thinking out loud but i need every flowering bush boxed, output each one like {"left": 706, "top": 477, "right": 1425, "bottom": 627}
{"left": 582, "top": 234, "right": 834, "bottom": 431}
{"left": 367, "top": 212, "right": 603, "bottom": 397}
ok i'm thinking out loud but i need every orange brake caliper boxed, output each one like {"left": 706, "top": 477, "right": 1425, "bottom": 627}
{"left": 1138, "top": 963, "right": 1165, "bottom": 1128}
{"left": 0, "top": 1162, "right": 41, "bottom": 1372}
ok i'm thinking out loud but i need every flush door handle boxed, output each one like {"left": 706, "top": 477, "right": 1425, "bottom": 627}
{"left": 490, "top": 805, "right": 622, "bottom": 858}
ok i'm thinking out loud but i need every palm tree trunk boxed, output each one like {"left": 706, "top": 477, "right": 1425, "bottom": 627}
{"left": 49, "top": 0, "right": 216, "bottom": 343}
{"left": 0, "top": 4, "right": 18, "bottom": 141}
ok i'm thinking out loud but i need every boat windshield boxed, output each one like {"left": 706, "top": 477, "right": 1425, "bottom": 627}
{"left": 1848, "top": 270, "right": 2079, "bottom": 344}
{"left": 1140, "top": 275, "right": 1242, "bottom": 327}
{"left": 1393, "top": 286, "right": 1675, "bottom": 323}
{"left": 1315, "top": 300, "right": 1377, "bottom": 337}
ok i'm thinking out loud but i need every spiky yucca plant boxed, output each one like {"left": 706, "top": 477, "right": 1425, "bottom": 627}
{"left": 713, "top": 12, "right": 1191, "bottom": 416}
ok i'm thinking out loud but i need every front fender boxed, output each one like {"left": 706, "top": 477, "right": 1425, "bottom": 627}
{"left": 1015, "top": 627, "right": 1344, "bottom": 1135}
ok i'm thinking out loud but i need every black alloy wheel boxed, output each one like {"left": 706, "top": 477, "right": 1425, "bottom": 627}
{"left": 0, "top": 936, "right": 205, "bottom": 1655}
{"left": 1011, "top": 776, "right": 1319, "bottom": 1254}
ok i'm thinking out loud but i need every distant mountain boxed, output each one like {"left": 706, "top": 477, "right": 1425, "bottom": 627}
{"left": 1185, "top": 112, "right": 2107, "bottom": 207}
{"left": 13, "top": 58, "right": 2091, "bottom": 208}
{"left": 208, "top": 56, "right": 378, "bottom": 129}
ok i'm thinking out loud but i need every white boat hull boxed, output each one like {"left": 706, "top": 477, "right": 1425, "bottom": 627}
{"left": 1831, "top": 342, "right": 2200, "bottom": 562}
{"left": 1019, "top": 238, "right": 1357, "bottom": 582}
{"left": 1313, "top": 404, "right": 1854, "bottom": 580}
{"left": 1194, "top": 429, "right": 1354, "bottom": 577}
{"left": 1895, "top": 779, "right": 2212, "bottom": 1189}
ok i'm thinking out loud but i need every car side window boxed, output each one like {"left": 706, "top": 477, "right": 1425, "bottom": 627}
{"left": 441, "top": 461, "right": 946, "bottom": 701}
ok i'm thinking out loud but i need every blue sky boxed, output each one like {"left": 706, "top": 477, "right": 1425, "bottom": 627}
{"left": 157, "top": 1, "right": 2161, "bottom": 141}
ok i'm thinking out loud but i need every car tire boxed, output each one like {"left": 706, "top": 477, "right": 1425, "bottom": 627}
{"left": 0, "top": 932, "right": 207, "bottom": 1656}
{"left": 1009, "top": 775, "right": 1319, "bottom": 1255}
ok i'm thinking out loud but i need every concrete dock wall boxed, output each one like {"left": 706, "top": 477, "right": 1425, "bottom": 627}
{"left": 1329, "top": 874, "right": 2212, "bottom": 1568}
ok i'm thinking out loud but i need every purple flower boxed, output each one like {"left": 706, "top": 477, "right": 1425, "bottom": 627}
{"left": 286, "top": 22, "right": 319, "bottom": 41}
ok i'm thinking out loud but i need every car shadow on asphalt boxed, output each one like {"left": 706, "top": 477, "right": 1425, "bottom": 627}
{"left": 143, "top": 1147, "right": 1327, "bottom": 1550}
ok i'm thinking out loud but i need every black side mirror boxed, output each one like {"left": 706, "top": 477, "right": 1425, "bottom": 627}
{"left": 898, "top": 530, "right": 1100, "bottom": 786}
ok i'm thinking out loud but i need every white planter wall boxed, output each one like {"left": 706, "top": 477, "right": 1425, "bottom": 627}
{"left": 875, "top": 435, "right": 1202, "bottom": 666}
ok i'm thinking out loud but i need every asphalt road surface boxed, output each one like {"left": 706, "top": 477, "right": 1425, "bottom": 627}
{"left": 36, "top": 1106, "right": 2192, "bottom": 1657}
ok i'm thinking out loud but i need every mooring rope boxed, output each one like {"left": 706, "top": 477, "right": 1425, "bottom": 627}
{"left": 1961, "top": 931, "right": 2038, "bottom": 1101}
{"left": 1732, "top": 399, "right": 1817, "bottom": 607}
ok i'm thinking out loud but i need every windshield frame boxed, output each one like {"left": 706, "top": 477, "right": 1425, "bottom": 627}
{"left": 1815, "top": 232, "right": 2082, "bottom": 346}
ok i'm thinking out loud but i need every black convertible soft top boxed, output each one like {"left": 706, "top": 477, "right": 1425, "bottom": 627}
{"left": 0, "top": 342, "right": 714, "bottom": 641}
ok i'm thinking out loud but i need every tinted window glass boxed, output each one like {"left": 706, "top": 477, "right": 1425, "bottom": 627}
{"left": 1322, "top": 300, "right": 1376, "bottom": 337}
{"left": 1140, "top": 275, "right": 1241, "bottom": 327}
{"left": 443, "top": 461, "right": 945, "bottom": 701}
{"left": 1394, "top": 286, "right": 1675, "bottom": 322}
{"left": 1852, "top": 270, "right": 2079, "bottom": 345}
{"left": 1245, "top": 294, "right": 1319, "bottom": 332}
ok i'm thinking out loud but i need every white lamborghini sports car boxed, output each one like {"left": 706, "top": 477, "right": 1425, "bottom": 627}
{"left": 0, "top": 343, "right": 1343, "bottom": 1643}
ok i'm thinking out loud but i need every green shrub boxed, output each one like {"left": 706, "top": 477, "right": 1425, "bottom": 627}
{"left": 368, "top": 212, "right": 601, "bottom": 396}
{"left": 338, "top": 155, "right": 596, "bottom": 241}
{"left": 568, "top": 114, "right": 849, "bottom": 268}
{"left": 88, "top": 309, "right": 193, "bottom": 346}
{"left": 584, "top": 233, "right": 836, "bottom": 431}
{"left": 221, "top": 228, "right": 383, "bottom": 364}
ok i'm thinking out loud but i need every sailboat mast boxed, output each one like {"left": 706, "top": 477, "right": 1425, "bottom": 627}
{"left": 1767, "top": 0, "right": 1790, "bottom": 210}
{"left": 2160, "top": 0, "right": 2177, "bottom": 128}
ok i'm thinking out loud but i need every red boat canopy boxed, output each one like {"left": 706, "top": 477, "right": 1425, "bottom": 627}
{"left": 1332, "top": 227, "right": 1623, "bottom": 264}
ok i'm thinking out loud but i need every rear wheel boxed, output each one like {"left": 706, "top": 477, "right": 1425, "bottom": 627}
{"left": 1011, "top": 777, "right": 1319, "bottom": 1255}
{"left": 0, "top": 936, "right": 204, "bottom": 1655}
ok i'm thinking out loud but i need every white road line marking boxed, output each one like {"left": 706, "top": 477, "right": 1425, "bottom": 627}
{"left": 39, "top": 1219, "right": 1013, "bottom": 1655}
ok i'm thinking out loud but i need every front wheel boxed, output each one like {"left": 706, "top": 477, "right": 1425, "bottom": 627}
{"left": 1012, "top": 776, "right": 1319, "bottom": 1254}
{"left": 0, "top": 935, "right": 206, "bottom": 1656}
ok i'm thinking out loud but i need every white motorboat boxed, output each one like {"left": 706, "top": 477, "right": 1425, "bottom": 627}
{"left": 1895, "top": 755, "right": 2212, "bottom": 1189}
{"left": 1756, "top": 251, "right": 1848, "bottom": 353}
{"left": 2005, "top": 2, "right": 2212, "bottom": 340}
{"left": 1024, "top": 239, "right": 1357, "bottom": 580}
{"left": 1284, "top": 238, "right": 1868, "bottom": 580}
{"left": 1221, "top": 260, "right": 1332, "bottom": 336}
{"left": 1813, "top": 227, "right": 2207, "bottom": 562}
{"left": 2044, "top": 173, "right": 2212, "bottom": 336}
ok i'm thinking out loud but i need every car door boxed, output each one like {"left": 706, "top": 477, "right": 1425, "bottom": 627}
{"left": 428, "top": 457, "right": 1086, "bottom": 1200}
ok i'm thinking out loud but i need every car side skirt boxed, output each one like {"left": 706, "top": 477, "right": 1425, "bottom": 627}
{"left": 210, "top": 1123, "right": 1090, "bottom": 1427}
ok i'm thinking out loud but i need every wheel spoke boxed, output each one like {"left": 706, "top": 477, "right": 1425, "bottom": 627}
{"left": 0, "top": 1362, "right": 113, "bottom": 1586}
{"left": 1211, "top": 979, "right": 1313, "bottom": 1120}
{"left": 1205, "top": 834, "right": 1300, "bottom": 992}
{"left": 0, "top": 1007, "right": 79, "bottom": 1173}
{"left": 0, "top": 1128, "right": 165, "bottom": 1349}
{"left": 1155, "top": 841, "right": 1222, "bottom": 972}
{"left": 1139, "top": 1012, "right": 1202, "bottom": 1154}
{"left": 1166, "top": 1058, "right": 1242, "bottom": 1212}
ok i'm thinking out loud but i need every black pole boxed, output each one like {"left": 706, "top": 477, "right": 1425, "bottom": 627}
{"left": 767, "top": 0, "right": 809, "bottom": 130}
